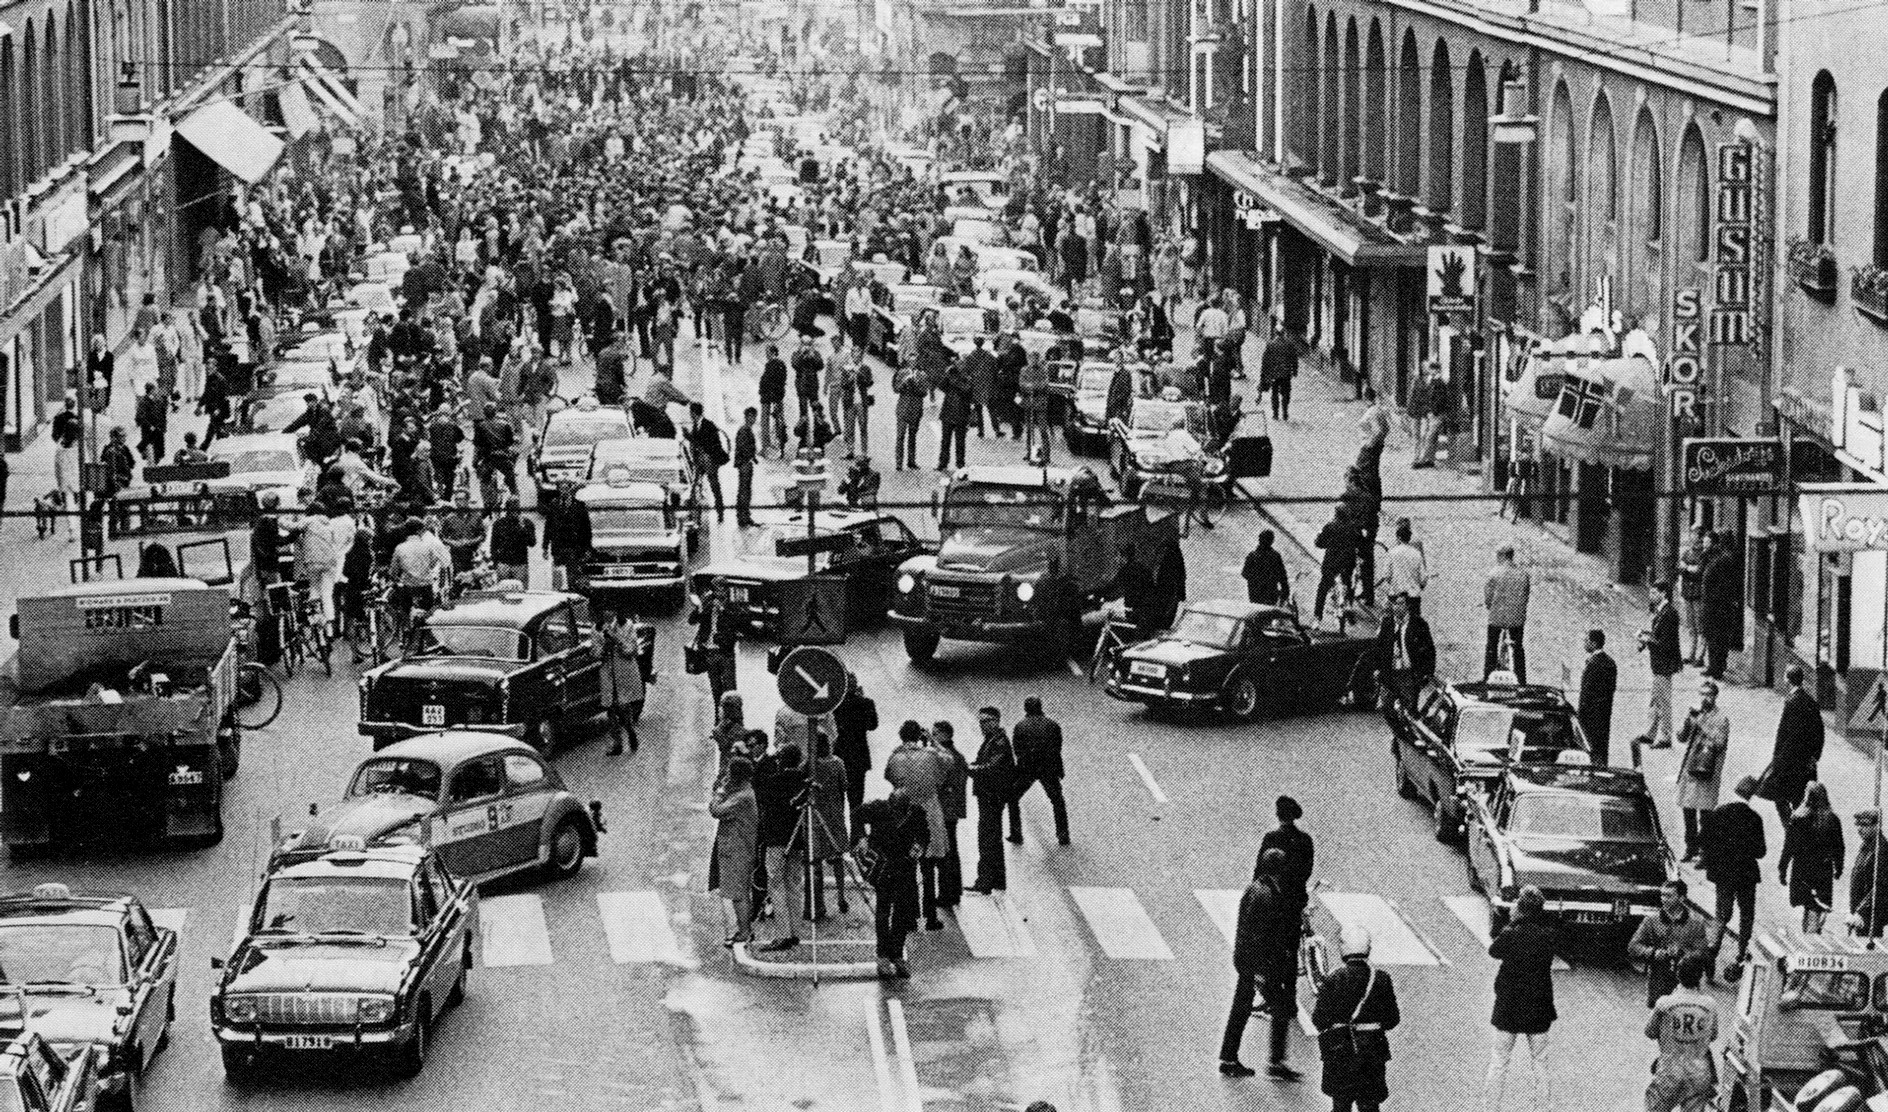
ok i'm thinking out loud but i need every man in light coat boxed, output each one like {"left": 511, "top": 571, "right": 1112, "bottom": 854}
{"left": 1677, "top": 680, "right": 1730, "bottom": 861}
{"left": 885, "top": 721, "right": 951, "bottom": 930}
{"left": 1484, "top": 544, "right": 1531, "bottom": 682}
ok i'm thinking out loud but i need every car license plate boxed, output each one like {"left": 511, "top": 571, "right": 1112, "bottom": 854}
{"left": 1613, "top": 899, "right": 1631, "bottom": 918}
{"left": 283, "top": 1035, "right": 334, "bottom": 1051}
{"left": 1130, "top": 661, "right": 1165, "bottom": 678}
{"left": 422, "top": 704, "right": 445, "bottom": 726}
{"left": 728, "top": 586, "right": 749, "bottom": 603}
{"left": 167, "top": 768, "right": 205, "bottom": 786}
{"left": 931, "top": 585, "right": 960, "bottom": 598}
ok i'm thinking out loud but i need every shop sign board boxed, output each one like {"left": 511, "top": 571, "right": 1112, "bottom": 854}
{"left": 1666, "top": 287, "right": 1703, "bottom": 420}
{"left": 1168, "top": 119, "right": 1204, "bottom": 174}
{"left": 1799, "top": 485, "right": 1888, "bottom": 553}
{"left": 1426, "top": 245, "right": 1476, "bottom": 314}
{"left": 1711, "top": 142, "right": 1754, "bottom": 348}
{"left": 1680, "top": 438, "right": 1782, "bottom": 494}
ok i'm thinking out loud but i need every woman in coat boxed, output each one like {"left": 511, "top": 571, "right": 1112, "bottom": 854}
{"left": 1676, "top": 681, "right": 1730, "bottom": 860}
{"left": 709, "top": 758, "right": 759, "bottom": 946}
{"left": 600, "top": 609, "right": 645, "bottom": 755}
{"left": 883, "top": 721, "right": 951, "bottom": 930}
{"left": 1484, "top": 886, "right": 1556, "bottom": 1112}
{"left": 711, "top": 692, "right": 748, "bottom": 775}
{"left": 1780, "top": 782, "right": 1846, "bottom": 933}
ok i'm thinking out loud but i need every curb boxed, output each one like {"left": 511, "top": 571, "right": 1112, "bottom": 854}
{"left": 730, "top": 938, "right": 883, "bottom": 980}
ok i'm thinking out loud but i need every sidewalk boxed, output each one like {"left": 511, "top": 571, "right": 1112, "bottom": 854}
{"left": 1235, "top": 339, "right": 1870, "bottom": 947}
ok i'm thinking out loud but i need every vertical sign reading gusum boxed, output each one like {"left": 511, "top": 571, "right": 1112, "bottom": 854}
{"left": 1712, "top": 142, "right": 1754, "bottom": 348}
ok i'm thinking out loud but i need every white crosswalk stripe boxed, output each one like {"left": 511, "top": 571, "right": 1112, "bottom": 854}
{"left": 480, "top": 894, "right": 554, "bottom": 967}
{"left": 596, "top": 891, "right": 691, "bottom": 966}
{"left": 1317, "top": 892, "right": 1445, "bottom": 966}
{"left": 1069, "top": 886, "right": 1175, "bottom": 960}
{"left": 1441, "top": 895, "right": 1570, "bottom": 970}
{"left": 149, "top": 908, "right": 189, "bottom": 935}
{"left": 1193, "top": 889, "right": 1240, "bottom": 946}
{"left": 956, "top": 891, "right": 1039, "bottom": 958}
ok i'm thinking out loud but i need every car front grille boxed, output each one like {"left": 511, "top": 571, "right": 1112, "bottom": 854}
{"left": 926, "top": 580, "right": 998, "bottom": 621}
{"left": 250, "top": 993, "right": 361, "bottom": 1026}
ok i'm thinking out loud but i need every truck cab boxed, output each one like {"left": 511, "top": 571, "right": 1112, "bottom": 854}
{"left": 1718, "top": 933, "right": 1888, "bottom": 1111}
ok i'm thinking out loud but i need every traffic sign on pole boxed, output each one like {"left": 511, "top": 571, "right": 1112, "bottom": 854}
{"left": 776, "top": 577, "right": 848, "bottom": 646}
{"left": 775, "top": 646, "right": 848, "bottom": 717}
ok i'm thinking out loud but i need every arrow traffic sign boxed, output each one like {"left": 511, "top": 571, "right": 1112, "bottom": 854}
{"left": 1851, "top": 671, "right": 1888, "bottom": 734}
{"left": 776, "top": 646, "right": 848, "bottom": 717}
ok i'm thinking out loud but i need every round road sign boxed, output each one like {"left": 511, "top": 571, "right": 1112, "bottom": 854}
{"left": 776, "top": 646, "right": 849, "bottom": 717}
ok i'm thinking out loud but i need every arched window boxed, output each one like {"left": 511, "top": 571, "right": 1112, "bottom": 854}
{"left": 1544, "top": 81, "right": 1578, "bottom": 300}
{"left": 1809, "top": 71, "right": 1837, "bottom": 245}
{"left": 22, "top": 19, "right": 40, "bottom": 183}
{"left": 42, "top": 20, "right": 59, "bottom": 167}
{"left": 1341, "top": 19, "right": 1361, "bottom": 187}
{"left": 1395, "top": 31, "right": 1421, "bottom": 197}
{"left": 1426, "top": 40, "right": 1454, "bottom": 212}
{"left": 1321, "top": 13, "right": 1339, "bottom": 183}
{"left": 0, "top": 38, "right": 14, "bottom": 198}
{"left": 1589, "top": 94, "right": 1617, "bottom": 222}
{"left": 1363, "top": 21, "right": 1386, "bottom": 182}
{"left": 1299, "top": 8, "right": 1320, "bottom": 171}
{"left": 1459, "top": 53, "right": 1487, "bottom": 230}
{"left": 1678, "top": 124, "right": 1711, "bottom": 268}
{"left": 1627, "top": 109, "right": 1662, "bottom": 318}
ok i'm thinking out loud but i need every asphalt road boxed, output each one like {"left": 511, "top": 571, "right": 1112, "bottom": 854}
{"left": 0, "top": 326, "right": 1683, "bottom": 1112}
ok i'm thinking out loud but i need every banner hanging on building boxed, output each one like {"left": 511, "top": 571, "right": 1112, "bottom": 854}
{"left": 1167, "top": 119, "right": 1204, "bottom": 175}
{"left": 1799, "top": 484, "right": 1888, "bottom": 552}
{"left": 1426, "top": 245, "right": 1476, "bottom": 314}
{"left": 1712, "top": 142, "right": 1754, "bottom": 348}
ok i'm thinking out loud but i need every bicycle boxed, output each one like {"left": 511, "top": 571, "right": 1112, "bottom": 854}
{"left": 347, "top": 575, "right": 402, "bottom": 667}
{"left": 228, "top": 604, "right": 284, "bottom": 730}
{"left": 750, "top": 295, "right": 794, "bottom": 341}
{"left": 1088, "top": 600, "right": 1138, "bottom": 685}
{"left": 266, "top": 582, "right": 333, "bottom": 678}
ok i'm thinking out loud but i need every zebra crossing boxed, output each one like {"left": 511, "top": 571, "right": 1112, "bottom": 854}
{"left": 151, "top": 885, "right": 1503, "bottom": 972}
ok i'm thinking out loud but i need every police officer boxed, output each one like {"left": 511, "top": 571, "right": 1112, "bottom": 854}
{"left": 1313, "top": 927, "right": 1401, "bottom": 1112}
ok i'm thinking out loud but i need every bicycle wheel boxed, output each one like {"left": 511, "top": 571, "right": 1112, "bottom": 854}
{"left": 310, "top": 624, "right": 334, "bottom": 677}
{"left": 760, "top": 301, "right": 791, "bottom": 340}
{"left": 234, "top": 663, "right": 284, "bottom": 730}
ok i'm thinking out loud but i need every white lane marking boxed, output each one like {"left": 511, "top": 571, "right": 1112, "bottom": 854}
{"left": 597, "top": 891, "right": 690, "bottom": 966}
{"left": 955, "top": 892, "right": 1038, "bottom": 958}
{"left": 1065, "top": 656, "right": 1084, "bottom": 677}
{"left": 1069, "top": 887, "right": 1175, "bottom": 960}
{"left": 1126, "top": 753, "right": 1169, "bottom": 804}
{"left": 1316, "top": 892, "right": 1442, "bottom": 966}
{"left": 1194, "top": 888, "right": 1240, "bottom": 945}
{"left": 886, "top": 999, "right": 926, "bottom": 1112}
{"left": 1442, "top": 895, "right": 1569, "bottom": 970}
{"left": 865, "top": 1001, "right": 899, "bottom": 1112}
{"left": 480, "top": 894, "right": 554, "bottom": 967}
{"left": 149, "top": 908, "right": 188, "bottom": 935}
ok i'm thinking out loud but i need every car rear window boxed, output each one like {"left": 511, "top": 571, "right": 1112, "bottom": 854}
{"left": 0, "top": 922, "right": 126, "bottom": 983}
{"left": 1511, "top": 793, "right": 1659, "bottom": 842}
{"left": 349, "top": 758, "right": 443, "bottom": 801}
{"left": 1453, "top": 706, "right": 1515, "bottom": 753}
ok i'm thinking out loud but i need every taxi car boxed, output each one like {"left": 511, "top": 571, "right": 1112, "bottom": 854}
{"left": 1108, "top": 391, "right": 1224, "bottom": 500}
{"left": 690, "top": 509, "right": 928, "bottom": 637}
{"left": 1106, "top": 601, "right": 1377, "bottom": 720}
{"left": 942, "top": 170, "right": 1009, "bottom": 208}
{"left": 0, "top": 884, "right": 178, "bottom": 1108}
{"left": 271, "top": 732, "right": 603, "bottom": 883}
{"left": 531, "top": 399, "right": 632, "bottom": 499}
{"left": 585, "top": 436, "right": 701, "bottom": 553}
{"left": 211, "top": 842, "right": 475, "bottom": 1079}
{"left": 0, "top": 1032, "right": 100, "bottom": 1112}
{"left": 1390, "top": 679, "right": 1592, "bottom": 842}
{"left": 574, "top": 476, "right": 691, "bottom": 604}
{"left": 1463, "top": 764, "right": 1675, "bottom": 943}
{"left": 358, "top": 591, "right": 603, "bottom": 751}
{"left": 935, "top": 304, "right": 999, "bottom": 357}
{"left": 1063, "top": 361, "right": 1140, "bottom": 454}
{"left": 1716, "top": 932, "right": 1888, "bottom": 1112}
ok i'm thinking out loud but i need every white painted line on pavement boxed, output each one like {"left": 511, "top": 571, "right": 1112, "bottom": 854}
{"left": 886, "top": 999, "right": 926, "bottom": 1112}
{"left": 150, "top": 908, "right": 188, "bottom": 935}
{"left": 865, "top": 1001, "right": 899, "bottom": 1112}
{"left": 956, "top": 892, "right": 1038, "bottom": 958}
{"left": 480, "top": 894, "right": 554, "bottom": 967}
{"left": 1441, "top": 895, "right": 1569, "bottom": 970}
{"left": 1127, "top": 753, "right": 1169, "bottom": 804}
{"left": 1194, "top": 888, "right": 1240, "bottom": 946}
{"left": 1065, "top": 656, "right": 1084, "bottom": 677}
{"left": 1316, "top": 892, "right": 1441, "bottom": 966}
{"left": 1069, "top": 887, "right": 1175, "bottom": 960}
{"left": 597, "top": 891, "right": 692, "bottom": 966}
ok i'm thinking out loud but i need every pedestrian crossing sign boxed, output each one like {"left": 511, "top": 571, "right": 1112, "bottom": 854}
{"left": 1848, "top": 670, "right": 1888, "bottom": 736}
{"left": 776, "top": 576, "right": 848, "bottom": 646}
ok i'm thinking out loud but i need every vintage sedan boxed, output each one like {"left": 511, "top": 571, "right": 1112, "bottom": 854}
{"left": 211, "top": 843, "right": 474, "bottom": 1079}
{"left": 271, "top": 731, "right": 603, "bottom": 883}
{"left": 531, "top": 400, "right": 632, "bottom": 498}
{"left": 872, "top": 283, "right": 944, "bottom": 363}
{"left": 586, "top": 436, "right": 702, "bottom": 551}
{"left": 358, "top": 591, "right": 603, "bottom": 750}
{"left": 1106, "top": 601, "right": 1377, "bottom": 719}
{"left": 0, "top": 1032, "right": 100, "bottom": 1112}
{"left": 1108, "top": 392, "right": 1225, "bottom": 500}
{"left": 1464, "top": 764, "right": 1677, "bottom": 945}
{"left": 573, "top": 477, "right": 692, "bottom": 604}
{"left": 690, "top": 510, "right": 928, "bottom": 637}
{"left": 1390, "top": 679, "right": 1593, "bottom": 843}
{"left": 935, "top": 304, "right": 999, "bottom": 357}
{"left": 0, "top": 884, "right": 178, "bottom": 1109}
{"left": 1063, "top": 362, "right": 1143, "bottom": 454}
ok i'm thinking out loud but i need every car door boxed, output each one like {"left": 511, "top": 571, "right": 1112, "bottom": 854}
{"left": 1412, "top": 689, "right": 1458, "bottom": 803}
{"left": 123, "top": 904, "right": 175, "bottom": 1065}
{"left": 432, "top": 756, "right": 510, "bottom": 878}
{"left": 115, "top": 914, "right": 158, "bottom": 1071}
{"left": 407, "top": 870, "right": 444, "bottom": 1023}
{"left": 560, "top": 600, "right": 604, "bottom": 715}
{"left": 423, "top": 855, "right": 474, "bottom": 988}
{"left": 498, "top": 753, "right": 555, "bottom": 871}
{"left": 1465, "top": 783, "right": 1510, "bottom": 895}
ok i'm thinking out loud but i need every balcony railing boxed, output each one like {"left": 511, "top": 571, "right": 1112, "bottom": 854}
{"left": 1852, "top": 265, "right": 1888, "bottom": 324}
{"left": 1790, "top": 247, "right": 1837, "bottom": 302}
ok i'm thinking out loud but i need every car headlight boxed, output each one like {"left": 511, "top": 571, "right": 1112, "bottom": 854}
{"left": 897, "top": 573, "right": 916, "bottom": 594}
{"left": 1015, "top": 581, "right": 1034, "bottom": 602}
{"left": 356, "top": 995, "right": 396, "bottom": 1024}
{"left": 223, "top": 997, "right": 257, "bottom": 1023}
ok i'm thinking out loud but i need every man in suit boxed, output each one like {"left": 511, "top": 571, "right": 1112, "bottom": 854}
{"left": 966, "top": 707, "right": 1017, "bottom": 893}
{"left": 1635, "top": 580, "right": 1685, "bottom": 762}
{"left": 1374, "top": 593, "right": 1435, "bottom": 719}
{"left": 1219, "top": 850, "right": 1303, "bottom": 1080}
{"left": 1008, "top": 696, "right": 1069, "bottom": 846}
{"left": 1257, "top": 795, "right": 1314, "bottom": 916}
{"left": 1700, "top": 775, "right": 1766, "bottom": 979}
{"left": 1579, "top": 629, "right": 1619, "bottom": 767}
{"left": 1757, "top": 664, "right": 1825, "bottom": 827}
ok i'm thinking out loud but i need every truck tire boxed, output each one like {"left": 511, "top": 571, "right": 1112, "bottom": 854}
{"left": 903, "top": 628, "right": 940, "bottom": 663}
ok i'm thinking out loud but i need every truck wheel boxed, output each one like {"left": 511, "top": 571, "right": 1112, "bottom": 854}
{"left": 903, "top": 628, "right": 940, "bottom": 663}
{"left": 1121, "top": 473, "right": 1142, "bottom": 501}
{"left": 1223, "top": 675, "right": 1261, "bottom": 721}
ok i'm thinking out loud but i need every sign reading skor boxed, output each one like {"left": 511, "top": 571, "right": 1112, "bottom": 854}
{"left": 1801, "top": 487, "right": 1888, "bottom": 552}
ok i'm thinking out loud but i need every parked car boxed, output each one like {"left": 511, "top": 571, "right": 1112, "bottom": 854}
{"left": 1108, "top": 392, "right": 1224, "bottom": 500}
{"left": 585, "top": 436, "right": 701, "bottom": 552}
{"left": 211, "top": 842, "right": 475, "bottom": 1079}
{"left": 271, "top": 731, "right": 603, "bottom": 883}
{"left": 1389, "top": 679, "right": 1593, "bottom": 842}
{"left": 0, "top": 884, "right": 178, "bottom": 1109}
{"left": 357, "top": 590, "right": 604, "bottom": 750}
{"left": 1105, "top": 601, "right": 1377, "bottom": 719}
{"left": 0, "top": 1032, "right": 100, "bottom": 1112}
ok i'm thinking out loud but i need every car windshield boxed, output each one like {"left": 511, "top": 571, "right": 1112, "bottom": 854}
{"left": 545, "top": 416, "right": 629, "bottom": 449}
{"left": 217, "top": 449, "right": 299, "bottom": 475}
{"left": 591, "top": 508, "right": 669, "bottom": 534}
{"left": 414, "top": 624, "right": 529, "bottom": 660}
{"left": 1077, "top": 367, "right": 1118, "bottom": 393}
{"left": 0, "top": 923, "right": 125, "bottom": 984}
{"left": 1169, "top": 610, "right": 1243, "bottom": 649}
{"left": 256, "top": 877, "right": 413, "bottom": 937}
{"left": 1510, "top": 793, "right": 1660, "bottom": 842}
{"left": 1454, "top": 707, "right": 1518, "bottom": 753}
{"left": 347, "top": 758, "right": 444, "bottom": 801}
{"left": 942, "top": 485, "right": 1064, "bottom": 532}
{"left": 1129, "top": 401, "right": 1209, "bottom": 437}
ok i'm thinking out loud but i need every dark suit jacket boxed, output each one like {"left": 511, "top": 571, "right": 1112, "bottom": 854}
{"left": 1648, "top": 603, "right": 1682, "bottom": 677}
{"left": 1701, "top": 801, "right": 1767, "bottom": 888}
{"left": 1578, "top": 650, "right": 1618, "bottom": 753}
{"left": 1375, "top": 614, "right": 1436, "bottom": 684}
{"left": 1762, "top": 688, "right": 1826, "bottom": 804}
{"left": 1232, "top": 876, "right": 1298, "bottom": 978}
{"left": 1011, "top": 713, "right": 1065, "bottom": 780}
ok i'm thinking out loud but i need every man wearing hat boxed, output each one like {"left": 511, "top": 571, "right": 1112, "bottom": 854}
{"left": 1312, "top": 926, "right": 1401, "bottom": 1111}
{"left": 1699, "top": 774, "right": 1766, "bottom": 978}
{"left": 1850, "top": 810, "right": 1888, "bottom": 938}
{"left": 1258, "top": 796, "right": 1314, "bottom": 916}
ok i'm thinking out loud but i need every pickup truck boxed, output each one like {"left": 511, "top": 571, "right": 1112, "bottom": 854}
{"left": 888, "top": 466, "right": 1182, "bottom": 664}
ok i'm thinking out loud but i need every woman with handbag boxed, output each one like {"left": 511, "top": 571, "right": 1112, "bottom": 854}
{"left": 1313, "top": 926, "right": 1401, "bottom": 1112}
{"left": 708, "top": 758, "right": 759, "bottom": 948}
{"left": 852, "top": 786, "right": 930, "bottom": 979}
{"left": 1779, "top": 782, "right": 1845, "bottom": 933}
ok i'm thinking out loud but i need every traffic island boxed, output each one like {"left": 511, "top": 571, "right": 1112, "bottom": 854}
{"left": 732, "top": 935, "right": 881, "bottom": 979}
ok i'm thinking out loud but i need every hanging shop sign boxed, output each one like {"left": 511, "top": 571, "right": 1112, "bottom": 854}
{"left": 1800, "top": 485, "right": 1888, "bottom": 553}
{"left": 1168, "top": 119, "right": 1204, "bottom": 175}
{"left": 1681, "top": 438, "right": 1783, "bottom": 494}
{"left": 1666, "top": 286, "right": 1703, "bottom": 421}
{"left": 1711, "top": 142, "right": 1754, "bottom": 348}
{"left": 1426, "top": 245, "right": 1476, "bottom": 314}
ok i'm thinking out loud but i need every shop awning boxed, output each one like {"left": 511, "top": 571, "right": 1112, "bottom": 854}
{"left": 297, "top": 56, "right": 362, "bottom": 129}
{"left": 173, "top": 98, "right": 284, "bottom": 184}
{"left": 278, "top": 80, "right": 317, "bottom": 140}
{"left": 1540, "top": 354, "right": 1663, "bottom": 472}
{"left": 1205, "top": 150, "right": 1426, "bottom": 268}
{"left": 1119, "top": 94, "right": 1192, "bottom": 145}
{"left": 86, "top": 140, "right": 144, "bottom": 208}
{"left": 1506, "top": 332, "right": 1610, "bottom": 431}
